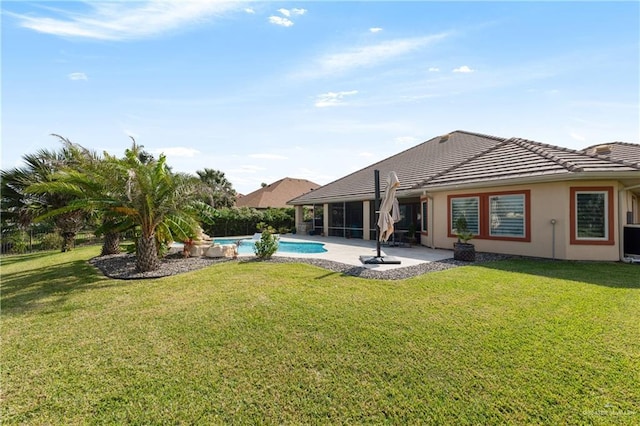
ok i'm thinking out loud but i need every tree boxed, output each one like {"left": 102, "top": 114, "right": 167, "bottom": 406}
{"left": 2, "top": 136, "right": 93, "bottom": 251}
{"left": 26, "top": 147, "right": 134, "bottom": 256}
{"left": 195, "top": 168, "right": 237, "bottom": 208}
{"left": 112, "top": 143, "right": 205, "bottom": 272}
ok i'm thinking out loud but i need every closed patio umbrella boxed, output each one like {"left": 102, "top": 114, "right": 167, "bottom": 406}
{"left": 377, "top": 171, "right": 401, "bottom": 242}
{"left": 360, "top": 169, "right": 401, "bottom": 264}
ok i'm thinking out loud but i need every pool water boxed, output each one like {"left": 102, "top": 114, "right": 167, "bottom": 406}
{"left": 215, "top": 238, "right": 327, "bottom": 255}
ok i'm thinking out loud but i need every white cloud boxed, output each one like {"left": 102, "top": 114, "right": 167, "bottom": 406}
{"left": 269, "top": 16, "right": 294, "bottom": 27}
{"left": 249, "top": 153, "right": 288, "bottom": 160}
{"left": 569, "top": 131, "right": 586, "bottom": 142}
{"left": 7, "top": 0, "right": 243, "bottom": 41}
{"left": 369, "top": 27, "right": 383, "bottom": 33}
{"left": 68, "top": 72, "right": 87, "bottom": 80}
{"left": 394, "top": 136, "right": 419, "bottom": 145}
{"left": 271, "top": 8, "right": 305, "bottom": 26}
{"left": 153, "top": 147, "right": 200, "bottom": 157}
{"left": 315, "top": 90, "right": 359, "bottom": 108}
{"left": 300, "top": 33, "right": 449, "bottom": 78}
{"left": 428, "top": 67, "right": 440, "bottom": 72}
{"left": 123, "top": 129, "right": 139, "bottom": 139}
{"left": 232, "top": 165, "right": 265, "bottom": 174}
{"left": 244, "top": 8, "right": 255, "bottom": 14}
{"left": 359, "top": 152, "right": 374, "bottom": 157}
{"left": 453, "top": 65, "right": 475, "bottom": 73}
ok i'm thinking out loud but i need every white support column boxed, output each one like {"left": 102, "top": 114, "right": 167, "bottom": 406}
{"left": 363, "top": 200, "right": 371, "bottom": 240}
{"left": 323, "top": 204, "right": 329, "bottom": 236}
{"left": 294, "top": 205, "right": 305, "bottom": 234}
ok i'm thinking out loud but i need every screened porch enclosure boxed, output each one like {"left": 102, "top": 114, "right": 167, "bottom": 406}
{"left": 329, "top": 202, "right": 364, "bottom": 238}
{"left": 370, "top": 202, "right": 420, "bottom": 242}
{"left": 311, "top": 200, "right": 420, "bottom": 241}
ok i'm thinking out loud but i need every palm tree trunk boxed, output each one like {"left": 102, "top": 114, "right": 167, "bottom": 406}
{"left": 136, "top": 233, "right": 159, "bottom": 272}
{"left": 56, "top": 211, "right": 84, "bottom": 252}
{"left": 60, "top": 232, "right": 75, "bottom": 252}
{"left": 101, "top": 232, "right": 121, "bottom": 256}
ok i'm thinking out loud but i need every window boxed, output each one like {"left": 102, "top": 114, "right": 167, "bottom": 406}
{"left": 576, "top": 192, "right": 606, "bottom": 238}
{"left": 489, "top": 194, "right": 525, "bottom": 237}
{"left": 448, "top": 190, "right": 530, "bottom": 241}
{"left": 570, "top": 187, "right": 614, "bottom": 245}
{"left": 450, "top": 197, "right": 479, "bottom": 234}
{"left": 421, "top": 200, "right": 428, "bottom": 233}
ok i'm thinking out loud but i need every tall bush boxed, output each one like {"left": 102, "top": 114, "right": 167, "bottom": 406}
{"left": 204, "top": 207, "right": 295, "bottom": 237}
{"left": 253, "top": 225, "right": 279, "bottom": 259}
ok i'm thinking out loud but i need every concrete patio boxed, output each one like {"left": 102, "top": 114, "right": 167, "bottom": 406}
{"left": 264, "top": 234, "right": 454, "bottom": 271}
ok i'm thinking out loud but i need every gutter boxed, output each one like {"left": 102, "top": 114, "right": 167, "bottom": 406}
{"left": 408, "top": 171, "right": 640, "bottom": 194}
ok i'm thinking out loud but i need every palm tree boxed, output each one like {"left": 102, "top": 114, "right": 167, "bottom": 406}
{"left": 196, "top": 168, "right": 237, "bottom": 208}
{"left": 26, "top": 151, "right": 134, "bottom": 256}
{"left": 2, "top": 137, "right": 92, "bottom": 251}
{"left": 112, "top": 143, "right": 205, "bottom": 272}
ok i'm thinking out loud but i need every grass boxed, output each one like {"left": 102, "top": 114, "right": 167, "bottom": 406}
{"left": 1, "top": 246, "right": 639, "bottom": 424}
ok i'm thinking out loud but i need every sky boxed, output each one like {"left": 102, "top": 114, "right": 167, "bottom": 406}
{"left": 2, "top": 1, "right": 639, "bottom": 195}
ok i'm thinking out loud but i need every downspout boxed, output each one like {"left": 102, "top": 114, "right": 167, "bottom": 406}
{"left": 550, "top": 219, "right": 557, "bottom": 260}
{"left": 427, "top": 194, "right": 435, "bottom": 249}
{"left": 619, "top": 183, "right": 640, "bottom": 260}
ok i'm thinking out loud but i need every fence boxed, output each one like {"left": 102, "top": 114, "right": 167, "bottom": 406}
{"left": 0, "top": 228, "right": 101, "bottom": 254}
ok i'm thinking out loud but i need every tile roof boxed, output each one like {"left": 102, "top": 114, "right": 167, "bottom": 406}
{"left": 421, "top": 138, "right": 640, "bottom": 188}
{"left": 581, "top": 142, "right": 640, "bottom": 167}
{"left": 289, "top": 131, "right": 640, "bottom": 205}
{"left": 289, "top": 130, "right": 506, "bottom": 204}
{"left": 236, "top": 177, "right": 320, "bottom": 209}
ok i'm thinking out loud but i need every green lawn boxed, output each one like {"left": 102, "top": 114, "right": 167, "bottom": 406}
{"left": 2, "top": 246, "right": 639, "bottom": 424}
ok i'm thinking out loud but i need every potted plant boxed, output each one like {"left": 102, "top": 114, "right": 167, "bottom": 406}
{"left": 453, "top": 216, "right": 475, "bottom": 261}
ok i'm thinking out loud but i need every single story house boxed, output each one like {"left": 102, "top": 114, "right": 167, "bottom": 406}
{"left": 236, "top": 177, "right": 320, "bottom": 209}
{"left": 288, "top": 130, "right": 640, "bottom": 261}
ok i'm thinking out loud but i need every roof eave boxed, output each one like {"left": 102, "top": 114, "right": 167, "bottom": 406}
{"left": 417, "top": 171, "right": 640, "bottom": 193}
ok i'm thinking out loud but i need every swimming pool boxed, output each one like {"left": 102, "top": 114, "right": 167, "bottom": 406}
{"left": 214, "top": 238, "right": 327, "bottom": 255}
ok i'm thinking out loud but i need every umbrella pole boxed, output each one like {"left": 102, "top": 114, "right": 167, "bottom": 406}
{"left": 359, "top": 169, "right": 401, "bottom": 265}
{"left": 374, "top": 169, "right": 381, "bottom": 258}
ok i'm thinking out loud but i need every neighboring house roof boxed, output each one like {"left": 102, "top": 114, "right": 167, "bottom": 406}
{"left": 289, "top": 130, "right": 506, "bottom": 204}
{"left": 236, "top": 177, "right": 320, "bottom": 209}
{"left": 289, "top": 130, "right": 640, "bottom": 205}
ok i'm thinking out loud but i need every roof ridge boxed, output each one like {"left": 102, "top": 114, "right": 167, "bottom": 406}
{"left": 412, "top": 137, "right": 514, "bottom": 189}
{"left": 511, "top": 138, "right": 584, "bottom": 172}
{"left": 451, "top": 129, "right": 508, "bottom": 142}
{"left": 296, "top": 130, "right": 508, "bottom": 194}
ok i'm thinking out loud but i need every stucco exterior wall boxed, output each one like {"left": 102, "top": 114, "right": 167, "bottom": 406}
{"left": 426, "top": 180, "right": 621, "bottom": 261}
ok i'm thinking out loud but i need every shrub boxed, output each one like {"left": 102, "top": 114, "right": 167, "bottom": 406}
{"left": 8, "top": 232, "right": 28, "bottom": 254}
{"left": 253, "top": 226, "right": 279, "bottom": 259}
{"left": 40, "top": 233, "right": 63, "bottom": 250}
{"left": 203, "top": 207, "right": 295, "bottom": 238}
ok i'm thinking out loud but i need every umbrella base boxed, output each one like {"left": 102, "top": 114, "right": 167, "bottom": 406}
{"left": 359, "top": 255, "right": 401, "bottom": 265}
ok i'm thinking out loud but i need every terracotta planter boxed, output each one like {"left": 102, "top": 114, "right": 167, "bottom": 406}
{"left": 453, "top": 242, "right": 475, "bottom": 262}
